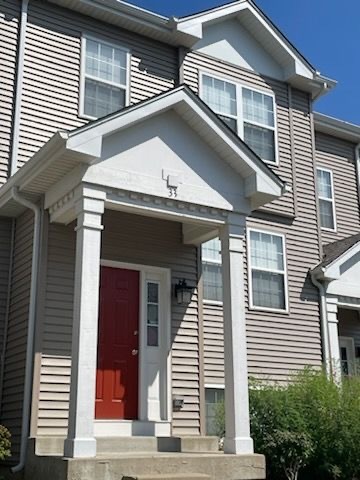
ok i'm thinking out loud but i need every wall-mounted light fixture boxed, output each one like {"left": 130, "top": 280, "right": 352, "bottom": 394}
{"left": 175, "top": 279, "right": 193, "bottom": 305}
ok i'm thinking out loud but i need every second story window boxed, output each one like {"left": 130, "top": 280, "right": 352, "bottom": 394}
{"left": 317, "top": 168, "right": 336, "bottom": 231}
{"left": 201, "top": 73, "right": 277, "bottom": 164}
{"left": 202, "top": 238, "right": 222, "bottom": 303}
{"left": 81, "top": 36, "right": 129, "bottom": 119}
{"left": 248, "top": 229, "right": 288, "bottom": 311}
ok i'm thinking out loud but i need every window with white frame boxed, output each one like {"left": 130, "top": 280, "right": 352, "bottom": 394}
{"left": 201, "top": 73, "right": 277, "bottom": 164}
{"left": 202, "top": 238, "right": 222, "bottom": 302}
{"left": 317, "top": 168, "right": 336, "bottom": 231}
{"left": 81, "top": 36, "right": 129, "bottom": 119}
{"left": 205, "top": 387, "right": 224, "bottom": 436}
{"left": 249, "top": 229, "right": 287, "bottom": 311}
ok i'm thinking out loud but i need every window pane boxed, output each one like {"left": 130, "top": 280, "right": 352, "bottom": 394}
{"left": 244, "top": 123, "right": 275, "bottom": 163}
{"left": 219, "top": 114, "right": 237, "bottom": 132}
{"left": 203, "top": 263, "right": 222, "bottom": 302}
{"left": 243, "top": 88, "right": 274, "bottom": 127}
{"left": 147, "top": 304, "right": 158, "bottom": 325}
{"left": 250, "top": 231, "right": 284, "bottom": 271}
{"left": 147, "top": 326, "right": 159, "bottom": 347}
{"left": 84, "top": 79, "right": 125, "bottom": 118}
{"left": 252, "top": 270, "right": 285, "bottom": 310}
{"left": 202, "top": 238, "right": 221, "bottom": 262}
{"left": 317, "top": 169, "right": 333, "bottom": 199}
{"left": 147, "top": 282, "right": 159, "bottom": 303}
{"left": 202, "top": 75, "right": 237, "bottom": 117}
{"left": 85, "top": 39, "right": 100, "bottom": 77}
{"left": 319, "top": 199, "right": 335, "bottom": 229}
{"left": 205, "top": 388, "right": 224, "bottom": 436}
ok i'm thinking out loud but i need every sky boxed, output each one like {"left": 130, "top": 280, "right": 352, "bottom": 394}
{"left": 126, "top": 0, "right": 360, "bottom": 124}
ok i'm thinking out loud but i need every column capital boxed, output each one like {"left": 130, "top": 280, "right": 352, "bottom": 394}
{"left": 74, "top": 185, "right": 105, "bottom": 232}
{"left": 220, "top": 214, "right": 246, "bottom": 254}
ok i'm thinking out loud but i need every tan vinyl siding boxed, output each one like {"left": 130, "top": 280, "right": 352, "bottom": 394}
{"left": 1, "top": 211, "right": 33, "bottom": 460}
{"left": 182, "top": 50, "right": 295, "bottom": 217}
{"left": 17, "top": 0, "right": 177, "bottom": 168}
{"left": 0, "top": 218, "right": 13, "bottom": 389}
{"left": 338, "top": 308, "right": 360, "bottom": 348}
{"left": 37, "top": 210, "right": 200, "bottom": 436}
{"left": 0, "top": 0, "right": 20, "bottom": 184}
{"left": 315, "top": 132, "right": 360, "bottom": 245}
{"left": 202, "top": 86, "right": 322, "bottom": 383}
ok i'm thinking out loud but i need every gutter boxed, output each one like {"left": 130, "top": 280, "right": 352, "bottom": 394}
{"left": 311, "top": 272, "right": 332, "bottom": 378}
{"left": 10, "top": 187, "right": 41, "bottom": 474}
{"left": 10, "top": 0, "right": 29, "bottom": 177}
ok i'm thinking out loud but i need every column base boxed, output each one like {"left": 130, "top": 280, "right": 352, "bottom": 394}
{"left": 64, "top": 437, "right": 97, "bottom": 458}
{"left": 224, "top": 436, "right": 254, "bottom": 454}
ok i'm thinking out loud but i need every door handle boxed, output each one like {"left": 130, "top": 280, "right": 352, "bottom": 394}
{"left": 132, "top": 349, "right": 138, "bottom": 356}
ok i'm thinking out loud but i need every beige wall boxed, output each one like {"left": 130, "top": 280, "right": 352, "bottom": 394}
{"left": 315, "top": 132, "right": 360, "bottom": 245}
{"left": 14, "top": 0, "right": 177, "bottom": 170}
{"left": 34, "top": 210, "right": 201, "bottom": 437}
{"left": 184, "top": 52, "right": 323, "bottom": 383}
{"left": 0, "top": 0, "right": 20, "bottom": 183}
{"left": 0, "top": 211, "right": 33, "bottom": 460}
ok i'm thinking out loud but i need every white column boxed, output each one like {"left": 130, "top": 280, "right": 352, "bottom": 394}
{"left": 220, "top": 215, "right": 253, "bottom": 455}
{"left": 326, "top": 296, "right": 341, "bottom": 382}
{"left": 64, "top": 187, "right": 105, "bottom": 458}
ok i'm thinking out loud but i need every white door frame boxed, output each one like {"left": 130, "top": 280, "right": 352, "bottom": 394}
{"left": 94, "top": 260, "right": 172, "bottom": 437}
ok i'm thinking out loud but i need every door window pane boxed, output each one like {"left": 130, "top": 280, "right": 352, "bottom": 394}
{"left": 147, "top": 282, "right": 159, "bottom": 347}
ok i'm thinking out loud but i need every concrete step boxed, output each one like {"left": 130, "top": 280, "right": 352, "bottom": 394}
{"left": 123, "top": 474, "right": 211, "bottom": 480}
{"left": 158, "top": 437, "right": 219, "bottom": 453}
{"left": 97, "top": 436, "right": 158, "bottom": 454}
{"left": 25, "top": 453, "right": 266, "bottom": 480}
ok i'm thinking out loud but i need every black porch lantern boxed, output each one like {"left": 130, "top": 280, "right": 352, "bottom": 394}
{"left": 175, "top": 279, "right": 192, "bottom": 305}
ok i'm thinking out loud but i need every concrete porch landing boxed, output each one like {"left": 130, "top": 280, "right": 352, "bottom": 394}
{"left": 25, "top": 452, "right": 266, "bottom": 480}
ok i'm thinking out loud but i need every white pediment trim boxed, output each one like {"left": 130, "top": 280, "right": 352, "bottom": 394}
{"left": 66, "top": 86, "right": 284, "bottom": 209}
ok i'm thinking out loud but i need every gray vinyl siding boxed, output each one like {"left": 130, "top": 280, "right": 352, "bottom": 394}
{"left": 16, "top": 0, "right": 177, "bottom": 168}
{"left": 315, "top": 132, "right": 360, "bottom": 245}
{"left": 36, "top": 210, "right": 201, "bottom": 436}
{"left": 0, "top": 210, "right": 33, "bottom": 460}
{"left": 182, "top": 50, "right": 295, "bottom": 218}
{"left": 338, "top": 308, "right": 360, "bottom": 348}
{"left": 0, "top": 218, "right": 13, "bottom": 390}
{"left": 188, "top": 50, "right": 323, "bottom": 382}
{"left": 0, "top": 0, "right": 20, "bottom": 184}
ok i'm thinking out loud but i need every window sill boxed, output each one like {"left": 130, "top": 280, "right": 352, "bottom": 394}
{"left": 321, "top": 227, "right": 337, "bottom": 233}
{"left": 203, "top": 300, "right": 223, "bottom": 307}
{"left": 248, "top": 305, "right": 289, "bottom": 315}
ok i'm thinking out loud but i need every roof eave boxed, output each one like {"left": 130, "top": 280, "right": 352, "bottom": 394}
{"left": 314, "top": 112, "right": 360, "bottom": 143}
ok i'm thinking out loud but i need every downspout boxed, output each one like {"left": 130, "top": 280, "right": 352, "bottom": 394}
{"left": 0, "top": 219, "right": 16, "bottom": 405}
{"left": 311, "top": 273, "right": 332, "bottom": 378}
{"left": 10, "top": 0, "right": 29, "bottom": 177}
{"left": 11, "top": 187, "right": 41, "bottom": 474}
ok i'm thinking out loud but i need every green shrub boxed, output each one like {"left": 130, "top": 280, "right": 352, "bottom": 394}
{"left": 0, "top": 425, "right": 11, "bottom": 461}
{"left": 214, "top": 369, "right": 360, "bottom": 480}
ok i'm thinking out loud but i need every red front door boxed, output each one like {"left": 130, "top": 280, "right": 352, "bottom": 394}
{"left": 96, "top": 266, "right": 140, "bottom": 420}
